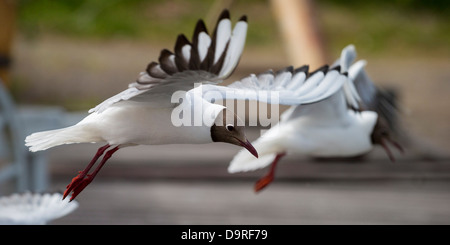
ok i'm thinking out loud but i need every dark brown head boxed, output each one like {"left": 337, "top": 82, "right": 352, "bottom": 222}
{"left": 210, "top": 109, "right": 258, "bottom": 158}
{"left": 371, "top": 117, "right": 404, "bottom": 161}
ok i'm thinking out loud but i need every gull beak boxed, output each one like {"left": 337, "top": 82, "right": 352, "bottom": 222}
{"left": 238, "top": 139, "right": 258, "bottom": 158}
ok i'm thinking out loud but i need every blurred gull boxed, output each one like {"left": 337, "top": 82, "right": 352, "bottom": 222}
{"left": 228, "top": 45, "right": 403, "bottom": 192}
{"left": 0, "top": 192, "right": 78, "bottom": 225}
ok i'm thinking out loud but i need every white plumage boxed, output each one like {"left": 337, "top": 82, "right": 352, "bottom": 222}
{"left": 0, "top": 192, "right": 78, "bottom": 225}
{"left": 25, "top": 10, "right": 248, "bottom": 151}
{"left": 23, "top": 9, "right": 355, "bottom": 201}
{"left": 227, "top": 45, "right": 402, "bottom": 192}
{"left": 24, "top": 10, "right": 255, "bottom": 201}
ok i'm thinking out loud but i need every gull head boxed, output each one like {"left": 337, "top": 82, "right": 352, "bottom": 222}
{"left": 210, "top": 109, "right": 258, "bottom": 158}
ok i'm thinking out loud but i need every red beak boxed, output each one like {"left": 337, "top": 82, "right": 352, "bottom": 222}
{"left": 238, "top": 139, "right": 258, "bottom": 158}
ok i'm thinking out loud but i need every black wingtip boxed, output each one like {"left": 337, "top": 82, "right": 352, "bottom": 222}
{"left": 218, "top": 9, "right": 231, "bottom": 22}
{"left": 239, "top": 15, "right": 248, "bottom": 22}
{"left": 146, "top": 61, "right": 159, "bottom": 74}
{"left": 294, "top": 65, "right": 309, "bottom": 75}
{"left": 331, "top": 65, "right": 341, "bottom": 73}
{"left": 276, "top": 66, "right": 294, "bottom": 76}
{"left": 193, "top": 19, "right": 208, "bottom": 38}
{"left": 308, "top": 64, "right": 329, "bottom": 77}
{"left": 175, "top": 34, "right": 190, "bottom": 47}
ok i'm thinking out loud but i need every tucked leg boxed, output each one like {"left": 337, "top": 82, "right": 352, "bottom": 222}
{"left": 254, "top": 153, "right": 286, "bottom": 193}
{"left": 380, "top": 137, "right": 404, "bottom": 162}
{"left": 68, "top": 146, "right": 120, "bottom": 201}
{"left": 63, "top": 144, "right": 110, "bottom": 200}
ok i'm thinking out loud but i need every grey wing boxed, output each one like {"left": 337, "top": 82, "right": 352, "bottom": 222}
{"left": 336, "top": 44, "right": 399, "bottom": 131}
{"left": 89, "top": 10, "right": 248, "bottom": 113}
{"left": 197, "top": 64, "right": 348, "bottom": 106}
{"left": 349, "top": 60, "right": 400, "bottom": 131}
{"left": 280, "top": 88, "right": 350, "bottom": 125}
{"left": 331, "top": 44, "right": 362, "bottom": 110}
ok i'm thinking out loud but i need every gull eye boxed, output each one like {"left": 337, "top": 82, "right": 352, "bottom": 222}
{"left": 226, "top": 124, "right": 235, "bottom": 131}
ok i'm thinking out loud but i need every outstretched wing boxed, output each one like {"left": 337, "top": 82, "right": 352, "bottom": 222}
{"left": 89, "top": 9, "right": 248, "bottom": 113}
{"left": 194, "top": 64, "right": 348, "bottom": 106}
{"left": 339, "top": 44, "right": 399, "bottom": 131}
{"left": 331, "top": 44, "right": 362, "bottom": 110}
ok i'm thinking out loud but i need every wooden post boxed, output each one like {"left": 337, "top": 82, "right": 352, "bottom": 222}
{"left": 270, "top": 0, "right": 327, "bottom": 69}
{"left": 0, "top": 0, "right": 16, "bottom": 86}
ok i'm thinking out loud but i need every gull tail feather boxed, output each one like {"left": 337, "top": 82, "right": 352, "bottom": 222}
{"left": 25, "top": 125, "right": 101, "bottom": 152}
{"left": 228, "top": 152, "right": 277, "bottom": 173}
{"left": 228, "top": 136, "right": 281, "bottom": 173}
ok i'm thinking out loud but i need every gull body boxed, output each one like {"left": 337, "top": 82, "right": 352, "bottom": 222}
{"left": 25, "top": 10, "right": 255, "bottom": 200}
{"left": 228, "top": 86, "right": 378, "bottom": 174}
{"left": 24, "top": 10, "right": 354, "bottom": 200}
{"left": 29, "top": 96, "right": 223, "bottom": 149}
{"left": 228, "top": 45, "right": 402, "bottom": 191}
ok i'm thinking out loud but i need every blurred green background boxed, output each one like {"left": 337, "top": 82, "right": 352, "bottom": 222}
{"left": 2, "top": 1, "right": 449, "bottom": 224}
{"left": 4, "top": 0, "right": 450, "bottom": 149}
{"left": 17, "top": 0, "right": 450, "bottom": 57}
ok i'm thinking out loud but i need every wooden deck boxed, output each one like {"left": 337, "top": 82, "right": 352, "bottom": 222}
{"left": 45, "top": 136, "right": 450, "bottom": 225}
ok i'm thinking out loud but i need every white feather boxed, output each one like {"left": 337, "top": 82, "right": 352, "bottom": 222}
{"left": 0, "top": 192, "right": 78, "bottom": 225}
{"left": 214, "top": 19, "right": 232, "bottom": 64}
{"left": 181, "top": 45, "right": 191, "bottom": 62}
{"left": 198, "top": 32, "right": 211, "bottom": 62}
{"left": 273, "top": 70, "right": 293, "bottom": 88}
{"left": 218, "top": 20, "right": 247, "bottom": 78}
{"left": 286, "top": 72, "right": 306, "bottom": 91}
{"left": 294, "top": 72, "right": 325, "bottom": 96}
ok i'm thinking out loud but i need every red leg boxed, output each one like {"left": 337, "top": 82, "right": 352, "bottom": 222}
{"left": 380, "top": 137, "right": 405, "bottom": 163}
{"left": 68, "top": 146, "right": 120, "bottom": 201}
{"left": 387, "top": 138, "right": 404, "bottom": 154}
{"left": 254, "top": 153, "right": 286, "bottom": 193}
{"left": 63, "top": 144, "right": 111, "bottom": 200}
{"left": 380, "top": 138, "right": 396, "bottom": 162}
{"left": 67, "top": 146, "right": 120, "bottom": 201}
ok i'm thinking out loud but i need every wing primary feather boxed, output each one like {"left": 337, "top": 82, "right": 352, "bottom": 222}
{"left": 331, "top": 65, "right": 341, "bottom": 72}
{"left": 209, "top": 41, "right": 230, "bottom": 75}
{"left": 213, "top": 13, "right": 232, "bottom": 65}
{"left": 158, "top": 49, "right": 177, "bottom": 75}
{"left": 274, "top": 66, "right": 294, "bottom": 87}
{"left": 174, "top": 34, "right": 191, "bottom": 72}
{"left": 201, "top": 33, "right": 216, "bottom": 71}
{"left": 276, "top": 66, "right": 294, "bottom": 76}
{"left": 92, "top": 10, "right": 249, "bottom": 114}
{"left": 146, "top": 62, "right": 167, "bottom": 79}
{"left": 286, "top": 69, "right": 307, "bottom": 91}
{"left": 294, "top": 71, "right": 325, "bottom": 96}
{"left": 217, "top": 19, "right": 247, "bottom": 78}
{"left": 189, "top": 20, "right": 208, "bottom": 70}
{"left": 200, "top": 11, "right": 229, "bottom": 72}
{"left": 308, "top": 64, "right": 329, "bottom": 78}
{"left": 294, "top": 65, "right": 309, "bottom": 75}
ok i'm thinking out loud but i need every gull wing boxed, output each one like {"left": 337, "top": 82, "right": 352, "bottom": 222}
{"left": 195, "top": 64, "right": 348, "bottom": 106}
{"left": 89, "top": 10, "right": 248, "bottom": 113}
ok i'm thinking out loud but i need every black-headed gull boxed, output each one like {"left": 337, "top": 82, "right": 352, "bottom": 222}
{"left": 24, "top": 10, "right": 349, "bottom": 201}
{"left": 227, "top": 45, "right": 403, "bottom": 192}
{"left": 25, "top": 10, "right": 256, "bottom": 201}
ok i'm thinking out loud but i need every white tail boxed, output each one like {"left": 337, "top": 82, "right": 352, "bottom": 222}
{"left": 228, "top": 135, "right": 283, "bottom": 173}
{"left": 228, "top": 151, "right": 277, "bottom": 173}
{"left": 25, "top": 124, "right": 101, "bottom": 152}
